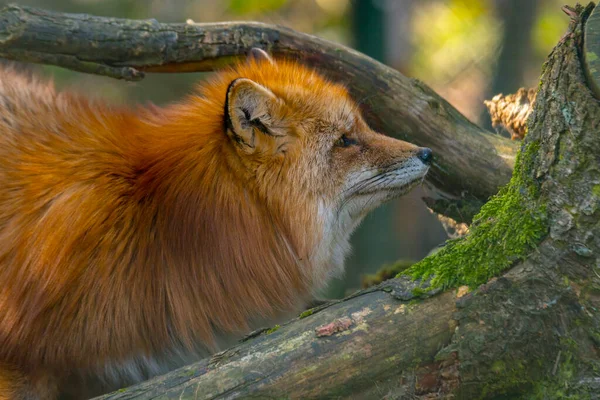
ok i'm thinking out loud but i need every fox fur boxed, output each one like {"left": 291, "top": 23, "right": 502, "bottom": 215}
{"left": 0, "top": 50, "right": 430, "bottom": 399}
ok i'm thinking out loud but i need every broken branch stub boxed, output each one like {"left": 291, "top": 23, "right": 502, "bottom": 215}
{"left": 484, "top": 88, "right": 537, "bottom": 140}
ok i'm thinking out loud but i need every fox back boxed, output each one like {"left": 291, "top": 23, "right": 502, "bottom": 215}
{"left": 0, "top": 50, "right": 431, "bottom": 399}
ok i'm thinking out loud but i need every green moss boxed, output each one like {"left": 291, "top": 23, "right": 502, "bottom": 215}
{"left": 407, "top": 299, "right": 420, "bottom": 306}
{"left": 475, "top": 334, "right": 593, "bottom": 399}
{"left": 362, "top": 260, "right": 414, "bottom": 288}
{"left": 401, "top": 141, "right": 548, "bottom": 289}
{"left": 491, "top": 360, "right": 506, "bottom": 373}
{"left": 530, "top": 352, "right": 589, "bottom": 400}
{"left": 265, "top": 324, "right": 280, "bottom": 334}
{"left": 480, "top": 360, "right": 532, "bottom": 398}
{"left": 477, "top": 355, "right": 588, "bottom": 400}
{"left": 298, "top": 309, "right": 314, "bottom": 319}
{"left": 410, "top": 287, "right": 430, "bottom": 297}
{"left": 592, "top": 184, "right": 600, "bottom": 197}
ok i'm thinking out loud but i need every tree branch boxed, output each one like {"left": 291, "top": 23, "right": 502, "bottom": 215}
{"left": 0, "top": 4, "right": 518, "bottom": 205}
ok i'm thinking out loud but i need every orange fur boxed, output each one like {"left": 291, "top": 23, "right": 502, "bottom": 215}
{"left": 0, "top": 56, "right": 429, "bottom": 398}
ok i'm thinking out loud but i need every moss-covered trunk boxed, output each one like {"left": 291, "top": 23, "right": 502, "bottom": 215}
{"left": 445, "top": 4, "right": 600, "bottom": 397}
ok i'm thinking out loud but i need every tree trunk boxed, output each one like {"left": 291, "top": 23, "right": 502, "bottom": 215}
{"left": 2, "top": 3, "right": 599, "bottom": 399}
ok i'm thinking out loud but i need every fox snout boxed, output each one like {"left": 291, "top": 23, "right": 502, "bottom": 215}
{"left": 416, "top": 147, "right": 433, "bottom": 165}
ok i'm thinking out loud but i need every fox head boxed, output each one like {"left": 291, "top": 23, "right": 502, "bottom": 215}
{"left": 145, "top": 49, "right": 431, "bottom": 297}
{"left": 215, "top": 49, "right": 432, "bottom": 280}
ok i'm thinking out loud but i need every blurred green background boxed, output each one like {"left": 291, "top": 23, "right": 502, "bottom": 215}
{"left": 2, "top": 0, "right": 577, "bottom": 298}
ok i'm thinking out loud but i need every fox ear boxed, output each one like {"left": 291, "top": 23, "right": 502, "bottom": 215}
{"left": 225, "top": 78, "right": 279, "bottom": 152}
{"left": 247, "top": 48, "right": 275, "bottom": 65}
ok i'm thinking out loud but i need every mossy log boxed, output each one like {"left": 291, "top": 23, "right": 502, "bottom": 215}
{"left": 1, "top": 2, "right": 599, "bottom": 398}
{"left": 0, "top": 4, "right": 517, "bottom": 218}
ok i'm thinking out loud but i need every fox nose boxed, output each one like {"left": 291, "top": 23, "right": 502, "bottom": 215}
{"left": 417, "top": 148, "right": 433, "bottom": 165}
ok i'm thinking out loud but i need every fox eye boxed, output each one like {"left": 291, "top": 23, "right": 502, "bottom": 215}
{"left": 335, "top": 134, "right": 357, "bottom": 148}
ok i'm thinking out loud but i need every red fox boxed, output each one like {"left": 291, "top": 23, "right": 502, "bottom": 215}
{"left": 0, "top": 49, "right": 431, "bottom": 399}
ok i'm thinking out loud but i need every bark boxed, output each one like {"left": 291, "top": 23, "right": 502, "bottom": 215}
{"left": 2, "top": 3, "right": 599, "bottom": 399}
{"left": 0, "top": 4, "right": 518, "bottom": 221}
